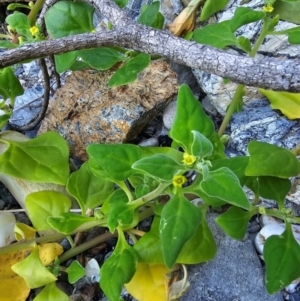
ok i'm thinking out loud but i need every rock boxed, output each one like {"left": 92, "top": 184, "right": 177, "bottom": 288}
{"left": 38, "top": 60, "right": 177, "bottom": 161}
{"left": 0, "top": 212, "right": 16, "bottom": 247}
{"left": 192, "top": 0, "right": 300, "bottom": 115}
{"left": 180, "top": 212, "right": 284, "bottom": 301}
{"left": 227, "top": 99, "right": 300, "bottom": 156}
{"left": 163, "top": 101, "right": 177, "bottom": 130}
{"left": 138, "top": 137, "right": 159, "bottom": 146}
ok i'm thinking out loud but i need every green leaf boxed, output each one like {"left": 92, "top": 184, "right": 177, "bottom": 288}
{"left": 48, "top": 213, "right": 99, "bottom": 235}
{"left": 100, "top": 230, "right": 137, "bottom": 300}
{"left": 25, "top": 191, "right": 72, "bottom": 232}
{"left": 273, "top": 0, "right": 300, "bottom": 24}
{"left": 0, "top": 131, "right": 69, "bottom": 184}
{"left": 159, "top": 193, "right": 202, "bottom": 268}
{"left": 0, "top": 41, "right": 18, "bottom": 49}
{"left": 230, "top": 7, "right": 265, "bottom": 32}
{"left": 267, "top": 14, "right": 279, "bottom": 31}
{"left": 138, "top": 1, "right": 164, "bottom": 29}
{"left": 78, "top": 47, "right": 126, "bottom": 70}
{"left": 108, "top": 53, "right": 151, "bottom": 87}
{"left": 66, "top": 261, "right": 85, "bottom": 284}
{"left": 193, "top": 20, "right": 237, "bottom": 49}
{"left": 0, "top": 67, "right": 23, "bottom": 100}
{"left": 87, "top": 144, "right": 142, "bottom": 181}
{"left": 245, "top": 141, "right": 300, "bottom": 178}
{"left": 199, "top": 0, "right": 229, "bottom": 21}
{"left": 275, "top": 26, "right": 300, "bottom": 44}
{"left": 178, "top": 207, "right": 216, "bottom": 263}
{"left": 259, "top": 89, "right": 300, "bottom": 119}
{"left": 67, "top": 162, "right": 114, "bottom": 213}
{"left": 183, "top": 174, "right": 226, "bottom": 207}
{"left": 134, "top": 216, "right": 164, "bottom": 264}
{"left": 140, "top": 146, "right": 184, "bottom": 164}
{"left": 5, "top": 12, "right": 31, "bottom": 38}
{"left": 54, "top": 51, "right": 78, "bottom": 73}
{"left": 107, "top": 189, "right": 139, "bottom": 232}
{"left": 201, "top": 168, "right": 251, "bottom": 210}
{"left": 12, "top": 247, "right": 57, "bottom": 288}
{"left": 207, "top": 131, "right": 226, "bottom": 160}
{"left": 237, "top": 36, "right": 252, "bottom": 53}
{"left": 69, "top": 60, "right": 90, "bottom": 71}
{"left": 45, "top": 1, "right": 95, "bottom": 38}
{"left": 212, "top": 156, "right": 249, "bottom": 186}
{"left": 258, "top": 176, "right": 291, "bottom": 209}
{"left": 264, "top": 222, "right": 300, "bottom": 294}
{"left": 132, "top": 154, "right": 184, "bottom": 181}
{"left": 216, "top": 206, "right": 256, "bottom": 240}
{"left": 135, "top": 210, "right": 216, "bottom": 265}
{"left": 169, "top": 84, "right": 215, "bottom": 153}
{"left": 112, "top": 0, "right": 128, "bottom": 8}
{"left": 191, "top": 130, "right": 213, "bottom": 158}
{"left": 33, "top": 282, "right": 69, "bottom": 301}
{"left": 0, "top": 114, "right": 11, "bottom": 129}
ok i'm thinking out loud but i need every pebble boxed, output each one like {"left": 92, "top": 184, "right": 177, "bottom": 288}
{"left": 138, "top": 137, "right": 159, "bottom": 147}
{"left": 163, "top": 101, "right": 177, "bottom": 130}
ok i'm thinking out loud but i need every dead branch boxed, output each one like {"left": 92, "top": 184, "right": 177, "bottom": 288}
{"left": 0, "top": 0, "right": 299, "bottom": 92}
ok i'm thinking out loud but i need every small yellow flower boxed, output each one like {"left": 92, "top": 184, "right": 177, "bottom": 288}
{"left": 30, "top": 26, "right": 39, "bottom": 37}
{"left": 263, "top": 4, "right": 274, "bottom": 13}
{"left": 173, "top": 175, "right": 187, "bottom": 188}
{"left": 182, "top": 153, "right": 197, "bottom": 166}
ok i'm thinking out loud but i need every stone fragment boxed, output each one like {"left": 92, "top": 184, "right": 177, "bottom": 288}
{"left": 227, "top": 99, "right": 300, "bottom": 156}
{"left": 192, "top": 0, "right": 300, "bottom": 115}
{"left": 180, "top": 213, "right": 284, "bottom": 301}
{"left": 163, "top": 101, "right": 177, "bottom": 130}
{"left": 38, "top": 60, "right": 178, "bottom": 161}
{"left": 138, "top": 137, "right": 159, "bottom": 147}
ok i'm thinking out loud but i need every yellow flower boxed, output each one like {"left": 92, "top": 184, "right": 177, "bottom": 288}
{"left": 263, "top": 4, "right": 274, "bottom": 13}
{"left": 173, "top": 175, "right": 187, "bottom": 188}
{"left": 182, "top": 153, "right": 197, "bottom": 166}
{"left": 30, "top": 26, "right": 39, "bottom": 37}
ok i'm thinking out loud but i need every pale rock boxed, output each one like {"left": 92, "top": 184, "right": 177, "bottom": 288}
{"left": 38, "top": 60, "right": 178, "bottom": 161}
{"left": 192, "top": 0, "right": 300, "bottom": 115}
{"left": 0, "top": 212, "right": 16, "bottom": 247}
{"left": 138, "top": 137, "right": 159, "bottom": 146}
{"left": 163, "top": 101, "right": 177, "bottom": 130}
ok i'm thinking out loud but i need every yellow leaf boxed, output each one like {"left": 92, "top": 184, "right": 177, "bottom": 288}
{"left": 0, "top": 249, "right": 31, "bottom": 301}
{"left": 0, "top": 243, "right": 63, "bottom": 301}
{"left": 259, "top": 89, "right": 300, "bottom": 119}
{"left": 125, "top": 263, "right": 169, "bottom": 301}
{"left": 14, "top": 223, "right": 36, "bottom": 241}
{"left": 167, "top": 0, "right": 204, "bottom": 36}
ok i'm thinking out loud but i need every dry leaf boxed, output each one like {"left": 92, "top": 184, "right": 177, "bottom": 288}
{"left": 167, "top": 0, "right": 204, "bottom": 36}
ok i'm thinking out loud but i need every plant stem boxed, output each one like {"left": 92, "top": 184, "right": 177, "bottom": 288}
{"left": 218, "top": 16, "right": 270, "bottom": 136}
{"left": 28, "top": 0, "right": 45, "bottom": 26}
{"left": 218, "top": 84, "right": 245, "bottom": 136}
{"left": 264, "top": 208, "right": 300, "bottom": 224}
{"left": 59, "top": 230, "right": 117, "bottom": 263}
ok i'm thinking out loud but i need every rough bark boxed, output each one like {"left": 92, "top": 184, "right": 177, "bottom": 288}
{"left": 0, "top": 0, "right": 300, "bottom": 92}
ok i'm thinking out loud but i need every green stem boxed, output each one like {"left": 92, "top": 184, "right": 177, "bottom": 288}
{"left": 0, "top": 34, "right": 12, "bottom": 39}
{"left": 117, "top": 180, "right": 134, "bottom": 202}
{"left": 131, "top": 182, "right": 170, "bottom": 205}
{"left": 218, "top": 84, "right": 245, "bottom": 136}
{"left": 59, "top": 230, "right": 117, "bottom": 263}
{"left": 218, "top": 16, "right": 270, "bottom": 136}
{"left": 264, "top": 208, "right": 300, "bottom": 224}
{"left": 28, "top": 0, "right": 45, "bottom": 26}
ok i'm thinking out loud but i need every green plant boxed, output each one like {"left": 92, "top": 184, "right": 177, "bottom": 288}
{"left": 1, "top": 0, "right": 300, "bottom": 300}
{"left": 0, "top": 84, "right": 300, "bottom": 300}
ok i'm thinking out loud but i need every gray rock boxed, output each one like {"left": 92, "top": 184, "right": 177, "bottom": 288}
{"left": 181, "top": 212, "right": 284, "bottom": 301}
{"left": 227, "top": 98, "right": 300, "bottom": 156}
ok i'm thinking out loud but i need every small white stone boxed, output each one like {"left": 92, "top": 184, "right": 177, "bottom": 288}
{"left": 163, "top": 101, "right": 177, "bottom": 130}
{"left": 85, "top": 258, "right": 100, "bottom": 283}
{"left": 255, "top": 223, "right": 285, "bottom": 254}
{"left": 0, "top": 212, "right": 16, "bottom": 247}
{"left": 259, "top": 215, "right": 283, "bottom": 228}
{"left": 138, "top": 137, "right": 159, "bottom": 147}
